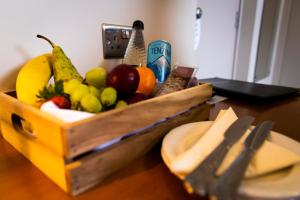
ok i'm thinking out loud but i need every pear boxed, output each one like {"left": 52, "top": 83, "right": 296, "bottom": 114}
{"left": 37, "top": 34, "right": 83, "bottom": 83}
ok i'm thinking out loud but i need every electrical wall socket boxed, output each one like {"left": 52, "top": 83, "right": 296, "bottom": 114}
{"left": 102, "top": 23, "right": 132, "bottom": 59}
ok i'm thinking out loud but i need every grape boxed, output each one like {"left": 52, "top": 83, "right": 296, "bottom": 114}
{"left": 64, "top": 79, "right": 81, "bottom": 95}
{"left": 100, "top": 87, "right": 117, "bottom": 107}
{"left": 80, "top": 93, "right": 102, "bottom": 113}
{"left": 89, "top": 85, "right": 101, "bottom": 100}
{"left": 115, "top": 100, "right": 128, "bottom": 109}
{"left": 85, "top": 67, "right": 107, "bottom": 89}
{"left": 70, "top": 84, "right": 89, "bottom": 104}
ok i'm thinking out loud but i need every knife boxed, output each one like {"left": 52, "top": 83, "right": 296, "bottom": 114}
{"left": 184, "top": 116, "right": 254, "bottom": 196}
{"left": 209, "top": 121, "right": 274, "bottom": 200}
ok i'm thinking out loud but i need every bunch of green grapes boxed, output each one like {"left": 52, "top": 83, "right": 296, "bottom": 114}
{"left": 100, "top": 87, "right": 129, "bottom": 110}
{"left": 64, "top": 79, "right": 102, "bottom": 113}
{"left": 63, "top": 67, "right": 128, "bottom": 113}
{"left": 85, "top": 67, "right": 128, "bottom": 110}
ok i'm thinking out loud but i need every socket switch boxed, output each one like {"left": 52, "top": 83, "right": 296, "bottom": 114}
{"left": 102, "top": 23, "right": 132, "bottom": 59}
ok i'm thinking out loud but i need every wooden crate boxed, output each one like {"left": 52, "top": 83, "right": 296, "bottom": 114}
{"left": 0, "top": 83, "right": 212, "bottom": 195}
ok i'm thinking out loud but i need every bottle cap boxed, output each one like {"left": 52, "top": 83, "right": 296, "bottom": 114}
{"left": 132, "top": 20, "right": 144, "bottom": 30}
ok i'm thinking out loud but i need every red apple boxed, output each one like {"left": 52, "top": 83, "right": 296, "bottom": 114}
{"left": 107, "top": 64, "right": 140, "bottom": 95}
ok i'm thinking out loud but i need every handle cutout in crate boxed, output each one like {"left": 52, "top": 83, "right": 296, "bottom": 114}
{"left": 11, "top": 113, "right": 36, "bottom": 139}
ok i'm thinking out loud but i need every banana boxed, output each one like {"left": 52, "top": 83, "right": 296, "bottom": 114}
{"left": 16, "top": 54, "right": 53, "bottom": 106}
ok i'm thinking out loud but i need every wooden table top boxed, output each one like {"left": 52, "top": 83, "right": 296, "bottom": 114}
{"left": 1, "top": 95, "right": 300, "bottom": 200}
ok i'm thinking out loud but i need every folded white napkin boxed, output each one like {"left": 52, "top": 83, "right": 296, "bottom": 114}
{"left": 40, "top": 101, "right": 95, "bottom": 123}
{"left": 170, "top": 108, "right": 300, "bottom": 178}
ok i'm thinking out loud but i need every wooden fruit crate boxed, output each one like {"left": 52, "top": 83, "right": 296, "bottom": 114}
{"left": 0, "top": 83, "right": 212, "bottom": 195}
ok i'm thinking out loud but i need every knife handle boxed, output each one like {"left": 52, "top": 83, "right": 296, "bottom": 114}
{"left": 185, "top": 139, "right": 231, "bottom": 195}
{"left": 209, "top": 149, "right": 253, "bottom": 200}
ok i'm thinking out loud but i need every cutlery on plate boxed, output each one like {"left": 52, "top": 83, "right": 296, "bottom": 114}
{"left": 209, "top": 121, "right": 274, "bottom": 200}
{"left": 184, "top": 116, "right": 255, "bottom": 196}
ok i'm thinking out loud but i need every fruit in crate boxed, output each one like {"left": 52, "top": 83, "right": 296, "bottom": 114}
{"left": 70, "top": 84, "right": 89, "bottom": 105}
{"left": 37, "top": 34, "right": 83, "bottom": 83}
{"left": 100, "top": 87, "right": 117, "bottom": 107}
{"left": 125, "top": 93, "right": 147, "bottom": 104}
{"left": 106, "top": 64, "right": 140, "bottom": 95}
{"left": 115, "top": 100, "right": 128, "bottom": 109}
{"left": 63, "top": 78, "right": 103, "bottom": 112}
{"left": 85, "top": 67, "right": 107, "bottom": 89}
{"left": 16, "top": 54, "right": 52, "bottom": 106}
{"left": 63, "top": 79, "right": 82, "bottom": 95}
{"left": 80, "top": 93, "right": 102, "bottom": 113}
{"left": 15, "top": 34, "right": 156, "bottom": 116}
{"left": 136, "top": 66, "right": 156, "bottom": 97}
{"left": 88, "top": 85, "right": 101, "bottom": 100}
{"left": 37, "top": 81, "right": 71, "bottom": 109}
{"left": 50, "top": 96, "right": 71, "bottom": 109}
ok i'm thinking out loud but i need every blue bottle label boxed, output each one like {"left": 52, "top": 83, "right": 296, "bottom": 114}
{"left": 147, "top": 40, "right": 171, "bottom": 83}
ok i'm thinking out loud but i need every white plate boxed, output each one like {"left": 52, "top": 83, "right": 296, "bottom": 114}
{"left": 161, "top": 121, "right": 300, "bottom": 199}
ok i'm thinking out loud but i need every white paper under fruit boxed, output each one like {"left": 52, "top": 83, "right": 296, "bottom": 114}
{"left": 162, "top": 107, "right": 300, "bottom": 179}
{"left": 40, "top": 101, "right": 95, "bottom": 123}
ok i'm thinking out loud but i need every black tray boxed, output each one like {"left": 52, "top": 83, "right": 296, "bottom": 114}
{"left": 200, "top": 77, "right": 299, "bottom": 103}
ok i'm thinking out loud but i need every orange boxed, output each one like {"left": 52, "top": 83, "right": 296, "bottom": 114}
{"left": 136, "top": 66, "right": 156, "bottom": 97}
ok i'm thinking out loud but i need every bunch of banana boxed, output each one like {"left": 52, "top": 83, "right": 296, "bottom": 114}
{"left": 16, "top": 35, "right": 83, "bottom": 106}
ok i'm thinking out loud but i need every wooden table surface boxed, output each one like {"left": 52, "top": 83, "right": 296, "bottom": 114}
{"left": 1, "top": 95, "right": 300, "bottom": 200}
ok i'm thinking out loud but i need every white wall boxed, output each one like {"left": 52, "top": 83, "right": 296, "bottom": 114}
{"left": 160, "top": 0, "right": 239, "bottom": 79}
{"left": 156, "top": 0, "right": 195, "bottom": 67}
{"left": 0, "top": 0, "right": 162, "bottom": 91}
{"left": 0, "top": 0, "right": 239, "bottom": 92}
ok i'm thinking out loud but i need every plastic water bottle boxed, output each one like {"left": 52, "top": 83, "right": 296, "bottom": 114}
{"left": 123, "top": 20, "right": 147, "bottom": 67}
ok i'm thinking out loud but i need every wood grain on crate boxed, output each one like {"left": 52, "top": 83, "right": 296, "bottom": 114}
{"left": 0, "top": 83, "right": 212, "bottom": 195}
{"left": 64, "top": 83, "right": 212, "bottom": 159}
{"left": 66, "top": 103, "right": 211, "bottom": 195}
{"left": 0, "top": 121, "right": 69, "bottom": 191}
{"left": 0, "top": 92, "right": 67, "bottom": 156}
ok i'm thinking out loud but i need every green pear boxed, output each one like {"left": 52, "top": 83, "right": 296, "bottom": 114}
{"left": 37, "top": 34, "right": 83, "bottom": 83}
